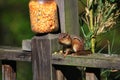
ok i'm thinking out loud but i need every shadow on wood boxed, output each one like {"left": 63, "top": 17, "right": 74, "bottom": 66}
{"left": 54, "top": 65, "right": 83, "bottom": 80}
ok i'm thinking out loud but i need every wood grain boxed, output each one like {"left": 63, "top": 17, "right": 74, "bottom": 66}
{"left": 31, "top": 34, "right": 60, "bottom": 80}
{"left": 52, "top": 53, "right": 120, "bottom": 70}
{"left": 55, "top": 0, "right": 79, "bottom": 35}
{"left": 0, "top": 47, "right": 120, "bottom": 70}
{"left": 0, "top": 47, "right": 31, "bottom": 62}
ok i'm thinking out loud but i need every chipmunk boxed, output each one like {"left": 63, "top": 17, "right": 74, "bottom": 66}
{"left": 58, "top": 33, "right": 91, "bottom": 57}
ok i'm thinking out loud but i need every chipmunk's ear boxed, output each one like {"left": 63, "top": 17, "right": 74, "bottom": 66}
{"left": 58, "top": 33, "right": 66, "bottom": 39}
{"left": 66, "top": 34, "right": 71, "bottom": 39}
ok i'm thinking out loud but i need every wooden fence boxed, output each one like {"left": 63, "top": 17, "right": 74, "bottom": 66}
{"left": 0, "top": 43, "right": 120, "bottom": 80}
{"left": 0, "top": 0, "right": 120, "bottom": 80}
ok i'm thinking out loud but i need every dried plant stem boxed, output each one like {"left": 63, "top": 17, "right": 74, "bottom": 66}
{"left": 81, "top": 0, "right": 120, "bottom": 54}
{"left": 89, "top": 9, "right": 95, "bottom": 53}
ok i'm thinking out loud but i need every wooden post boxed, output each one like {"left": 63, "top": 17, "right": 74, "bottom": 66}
{"left": 31, "top": 34, "right": 60, "bottom": 80}
{"left": 31, "top": 0, "right": 80, "bottom": 80}
{"left": 0, "top": 61, "right": 1, "bottom": 80}
{"left": 2, "top": 61, "right": 16, "bottom": 80}
{"left": 56, "top": 0, "right": 79, "bottom": 35}
{"left": 86, "top": 68, "right": 101, "bottom": 80}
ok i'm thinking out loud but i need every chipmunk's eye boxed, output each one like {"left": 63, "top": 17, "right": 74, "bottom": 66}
{"left": 63, "top": 35, "right": 66, "bottom": 38}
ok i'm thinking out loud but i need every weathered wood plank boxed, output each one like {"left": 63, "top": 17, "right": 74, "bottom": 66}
{"left": 55, "top": 0, "right": 65, "bottom": 33}
{"left": 55, "top": 0, "right": 79, "bottom": 35}
{"left": 0, "top": 47, "right": 31, "bottom": 62}
{"left": 22, "top": 40, "right": 31, "bottom": 51}
{"left": 2, "top": 64, "right": 16, "bottom": 80}
{"left": 32, "top": 36, "right": 52, "bottom": 80}
{"left": 0, "top": 47, "right": 120, "bottom": 70}
{"left": 64, "top": 0, "right": 79, "bottom": 35}
{"left": 52, "top": 54, "right": 120, "bottom": 70}
{"left": 0, "top": 61, "right": 2, "bottom": 80}
{"left": 31, "top": 34, "right": 60, "bottom": 80}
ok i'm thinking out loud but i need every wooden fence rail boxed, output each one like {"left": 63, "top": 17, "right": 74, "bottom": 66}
{"left": 0, "top": 46, "right": 120, "bottom": 69}
{"left": 0, "top": 45, "right": 120, "bottom": 80}
{"left": 0, "top": 47, "right": 31, "bottom": 62}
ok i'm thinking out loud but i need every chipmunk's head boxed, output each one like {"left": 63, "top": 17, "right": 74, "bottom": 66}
{"left": 58, "top": 33, "right": 72, "bottom": 46}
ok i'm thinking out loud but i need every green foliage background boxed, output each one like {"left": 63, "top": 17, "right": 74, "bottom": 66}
{"left": 0, "top": 0, "right": 34, "bottom": 46}
{"left": 0, "top": 0, "right": 33, "bottom": 80}
{"left": 78, "top": 0, "right": 120, "bottom": 54}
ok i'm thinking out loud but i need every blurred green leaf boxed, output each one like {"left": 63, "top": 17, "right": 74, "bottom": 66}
{"left": 109, "top": 0, "right": 115, "bottom": 2}
{"left": 0, "top": 0, "right": 34, "bottom": 46}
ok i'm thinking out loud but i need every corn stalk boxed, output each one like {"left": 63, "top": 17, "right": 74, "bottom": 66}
{"left": 80, "top": 0, "right": 120, "bottom": 53}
